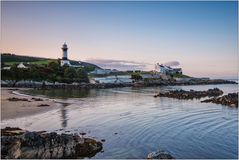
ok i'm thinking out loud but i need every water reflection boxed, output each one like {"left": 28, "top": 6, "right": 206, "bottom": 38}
{"left": 23, "top": 88, "right": 92, "bottom": 99}
{"left": 61, "top": 106, "right": 68, "bottom": 128}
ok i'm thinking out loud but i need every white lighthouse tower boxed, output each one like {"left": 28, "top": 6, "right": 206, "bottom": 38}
{"left": 60, "top": 42, "right": 71, "bottom": 66}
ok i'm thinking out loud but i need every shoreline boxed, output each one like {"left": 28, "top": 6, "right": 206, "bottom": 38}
{"left": 1, "top": 88, "right": 62, "bottom": 120}
{"left": 1, "top": 79, "right": 237, "bottom": 90}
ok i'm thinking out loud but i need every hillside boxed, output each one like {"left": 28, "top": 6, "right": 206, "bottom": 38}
{"left": 1, "top": 53, "right": 49, "bottom": 63}
{"left": 1, "top": 53, "right": 101, "bottom": 69}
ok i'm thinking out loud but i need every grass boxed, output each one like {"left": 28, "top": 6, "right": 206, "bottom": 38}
{"left": 4, "top": 60, "right": 57, "bottom": 66}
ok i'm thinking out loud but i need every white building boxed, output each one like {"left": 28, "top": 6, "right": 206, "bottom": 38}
{"left": 155, "top": 63, "right": 182, "bottom": 75}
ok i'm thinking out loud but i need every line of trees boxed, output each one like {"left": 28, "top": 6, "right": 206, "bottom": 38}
{"left": 1, "top": 61, "right": 90, "bottom": 85}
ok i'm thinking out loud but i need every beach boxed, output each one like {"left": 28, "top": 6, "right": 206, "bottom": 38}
{"left": 1, "top": 88, "right": 60, "bottom": 120}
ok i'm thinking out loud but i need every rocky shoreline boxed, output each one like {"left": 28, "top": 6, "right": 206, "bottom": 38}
{"left": 154, "top": 88, "right": 238, "bottom": 107}
{"left": 1, "top": 79, "right": 237, "bottom": 89}
{"left": 1, "top": 127, "right": 103, "bottom": 159}
{"left": 154, "top": 88, "right": 223, "bottom": 99}
{"left": 201, "top": 93, "right": 238, "bottom": 107}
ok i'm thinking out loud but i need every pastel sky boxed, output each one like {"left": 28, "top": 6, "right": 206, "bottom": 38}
{"left": 1, "top": 1, "right": 238, "bottom": 79}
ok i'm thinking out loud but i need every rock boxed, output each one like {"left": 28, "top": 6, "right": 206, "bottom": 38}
{"left": 31, "top": 97, "right": 43, "bottom": 101}
{"left": 79, "top": 132, "right": 86, "bottom": 136}
{"left": 1, "top": 127, "right": 25, "bottom": 136}
{"left": 154, "top": 88, "right": 223, "bottom": 100}
{"left": 147, "top": 150, "right": 174, "bottom": 159}
{"left": 1, "top": 127, "right": 103, "bottom": 159}
{"left": 37, "top": 104, "right": 50, "bottom": 107}
{"left": 7, "top": 97, "right": 29, "bottom": 102}
{"left": 201, "top": 93, "right": 238, "bottom": 107}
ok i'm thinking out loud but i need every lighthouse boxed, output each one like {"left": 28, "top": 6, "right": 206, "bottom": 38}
{"left": 60, "top": 42, "right": 71, "bottom": 66}
{"left": 62, "top": 42, "right": 68, "bottom": 60}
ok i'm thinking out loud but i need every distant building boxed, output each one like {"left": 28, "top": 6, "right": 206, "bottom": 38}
{"left": 155, "top": 63, "right": 182, "bottom": 75}
{"left": 60, "top": 43, "right": 81, "bottom": 67}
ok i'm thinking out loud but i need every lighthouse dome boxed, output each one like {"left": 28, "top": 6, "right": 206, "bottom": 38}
{"left": 62, "top": 42, "right": 68, "bottom": 48}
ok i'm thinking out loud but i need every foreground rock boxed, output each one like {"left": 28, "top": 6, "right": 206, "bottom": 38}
{"left": 154, "top": 88, "right": 223, "bottom": 99}
{"left": 201, "top": 93, "right": 238, "bottom": 107}
{"left": 1, "top": 127, "right": 103, "bottom": 159}
{"left": 147, "top": 150, "right": 174, "bottom": 159}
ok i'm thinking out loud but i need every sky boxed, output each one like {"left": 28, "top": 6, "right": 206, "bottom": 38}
{"left": 1, "top": 1, "right": 238, "bottom": 79}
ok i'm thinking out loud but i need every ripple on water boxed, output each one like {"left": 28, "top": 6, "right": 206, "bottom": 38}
{"left": 1, "top": 84, "right": 238, "bottom": 159}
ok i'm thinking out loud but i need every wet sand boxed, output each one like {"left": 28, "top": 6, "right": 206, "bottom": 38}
{"left": 1, "top": 88, "right": 60, "bottom": 120}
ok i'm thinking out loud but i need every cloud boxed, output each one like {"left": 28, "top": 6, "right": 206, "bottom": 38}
{"left": 85, "top": 59, "right": 151, "bottom": 71}
{"left": 163, "top": 61, "right": 180, "bottom": 67}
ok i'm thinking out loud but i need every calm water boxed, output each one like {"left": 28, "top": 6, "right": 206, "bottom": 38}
{"left": 1, "top": 84, "right": 238, "bottom": 159}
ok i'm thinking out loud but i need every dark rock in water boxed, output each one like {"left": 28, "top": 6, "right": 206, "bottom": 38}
{"left": 147, "top": 150, "right": 174, "bottom": 159}
{"left": 1, "top": 127, "right": 103, "bottom": 159}
{"left": 31, "top": 97, "right": 43, "bottom": 101}
{"left": 201, "top": 93, "right": 238, "bottom": 107}
{"left": 154, "top": 88, "right": 223, "bottom": 100}
{"left": 80, "top": 132, "right": 86, "bottom": 136}
{"left": 37, "top": 104, "right": 50, "bottom": 107}
{"left": 7, "top": 97, "right": 29, "bottom": 102}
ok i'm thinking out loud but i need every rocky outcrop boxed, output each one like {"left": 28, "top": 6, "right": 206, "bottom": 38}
{"left": 201, "top": 93, "right": 238, "bottom": 107}
{"left": 1, "top": 127, "right": 102, "bottom": 159}
{"left": 154, "top": 88, "right": 223, "bottom": 99}
{"left": 147, "top": 150, "right": 174, "bottom": 159}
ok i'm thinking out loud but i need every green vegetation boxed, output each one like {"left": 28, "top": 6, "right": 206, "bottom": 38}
{"left": 1, "top": 53, "right": 100, "bottom": 69}
{"left": 1, "top": 53, "right": 49, "bottom": 63}
{"left": 4, "top": 60, "right": 56, "bottom": 66}
{"left": 1, "top": 61, "right": 89, "bottom": 85}
{"left": 131, "top": 72, "right": 143, "bottom": 81}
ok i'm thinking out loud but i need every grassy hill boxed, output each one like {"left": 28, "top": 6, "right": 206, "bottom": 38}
{"left": 1, "top": 53, "right": 101, "bottom": 69}
{"left": 1, "top": 53, "right": 49, "bottom": 63}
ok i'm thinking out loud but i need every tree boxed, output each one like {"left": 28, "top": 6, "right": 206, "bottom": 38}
{"left": 9, "top": 65, "right": 22, "bottom": 87}
{"left": 47, "top": 61, "right": 60, "bottom": 82}
{"left": 48, "top": 61, "right": 59, "bottom": 71}
{"left": 64, "top": 67, "right": 77, "bottom": 79}
{"left": 131, "top": 72, "right": 143, "bottom": 81}
{"left": 84, "top": 66, "right": 95, "bottom": 72}
{"left": 76, "top": 68, "right": 89, "bottom": 83}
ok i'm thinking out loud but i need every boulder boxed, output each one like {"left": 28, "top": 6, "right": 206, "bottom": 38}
{"left": 147, "top": 150, "right": 174, "bottom": 159}
{"left": 1, "top": 127, "right": 103, "bottom": 159}
{"left": 201, "top": 93, "right": 238, "bottom": 107}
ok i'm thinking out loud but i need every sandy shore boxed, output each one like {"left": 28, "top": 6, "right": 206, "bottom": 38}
{"left": 1, "top": 88, "right": 61, "bottom": 120}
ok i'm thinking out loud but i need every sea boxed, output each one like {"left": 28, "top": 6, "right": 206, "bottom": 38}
{"left": 1, "top": 83, "right": 238, "bottom": 159}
